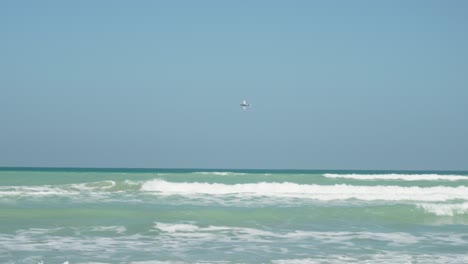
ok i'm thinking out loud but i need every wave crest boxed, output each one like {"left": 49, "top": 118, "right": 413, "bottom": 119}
{"left": 417, "top": 203, "right": 468, "bottom": 216}
{"left": 141, "top": 179, "right": 468, "bottom": 202}
{"left": 323, "top": 173, "right": 468, "bottom": 181}
{"left": 196, "top": 171, "right": 247, "bottom": 176}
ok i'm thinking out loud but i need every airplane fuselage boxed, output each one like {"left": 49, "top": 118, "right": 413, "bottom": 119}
{"left": 240, "top": 99, "right": 251, "bottom": 110}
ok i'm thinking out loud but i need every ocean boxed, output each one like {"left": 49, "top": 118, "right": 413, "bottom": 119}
{"left": 1, "top": 168, "right": 468, "bottom": 264}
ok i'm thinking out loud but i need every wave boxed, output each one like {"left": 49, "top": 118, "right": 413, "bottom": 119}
{"left": 153, "top": 222, "right": 422, "bottom": 244}
{"left": 3, "top": 179, "right": 468, "bottom": 205}
{"left": 417, "top": 203, "right": 468, "bottom": 216}
{"left": 152, "top": 222, "right": 468, "bottom": 250}
{"left": 0, "top": 186, "right": 79, "bottom": 197}
{"left": 26, "top": 255, "right": 468, "bottom": 264}
{"left": 141, "top": 179, "right": 468, "bottom": 202}
{"left": 323, "top": 173, "right": 468, "bottom": 181}
{"left": 272, "top": 254, "right": 468, "bottom": 264}
{"left": 0, "top": 180, "right": 141, "bottom": 199}
{"left": 196, "top": 171, "right": 247, "bottom": 176}
{"left": 3, "top": 224, "right": 468, "bottom": 264}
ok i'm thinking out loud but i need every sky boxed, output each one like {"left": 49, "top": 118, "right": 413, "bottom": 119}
{"left": 1, "top": 1, "right": 467, "bottom": 170}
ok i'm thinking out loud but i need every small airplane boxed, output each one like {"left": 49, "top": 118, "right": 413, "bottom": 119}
{"left": 240, "top": 99, "right": 251, "bottom": 110}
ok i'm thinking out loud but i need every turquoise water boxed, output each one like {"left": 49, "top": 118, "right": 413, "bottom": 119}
{"left": 1, "top": 168, "right": 468, "bottom": 264}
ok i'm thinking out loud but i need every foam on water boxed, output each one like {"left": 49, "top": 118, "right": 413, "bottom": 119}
{"left": 2, "top": 169, "right": 468, "bottom": 263}
{"left": 272, "top": 254, "right": 468, "bottom": 264}
{"left": 141, "top": 179, "right": 468, "bottom": 202}
{"left": 155, "top": 223, "right": 200, "bottom": 233}
{"left": 0, "top": 181, "right": 117, "bottom": 198}
{"left": 4, "top": 224, "right": 467, "bottom": 253}
{"left": 28, "top": 256, "right": 468, "bottom": 264}
{"left": 323, "top": 173, "right": 468, "bottom": 181}
{"left": 0, "top": 186, "right": 76, "bottom": 197}
{"left": 197, "top": 171, "right": 247, "bottom": 176}
{"left": 152, "top": 222, "right": 423, "bottom": 245}
{"left": 3, "top": 223, "right": 468, "bottom": 264}
{"left": 417, "top": 202, "right": 468, "bottom": 216}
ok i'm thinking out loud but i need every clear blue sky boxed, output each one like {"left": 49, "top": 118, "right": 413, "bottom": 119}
{"left": 1, "top": 1, "right": 467, "bottom": 170}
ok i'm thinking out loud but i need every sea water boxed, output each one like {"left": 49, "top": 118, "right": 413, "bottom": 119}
{"left": 1, "top": 168, "right": 468, "bottom": 263}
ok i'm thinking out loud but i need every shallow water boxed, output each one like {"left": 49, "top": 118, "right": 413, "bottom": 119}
{"left": 1, "top": 168, "right": 468, "bottom": 263}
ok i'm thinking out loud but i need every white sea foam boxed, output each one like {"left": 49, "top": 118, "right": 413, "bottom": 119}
{"left": 323, "top": 173, "right": 468, "bottom": 181}
{"left": 417, "top": 203, "right": 468, "bottom": 216}
{"left": 155, "top": 223, "right": 199, "bottom": 233}
{"left": 71, "top": 262, "right": 111, "bottom": 264}
{"left": 0, "top": 181, "right": 117, "bottom": 198}
{"left": 273, "top": 254, "right": 468, "bottom": 264}
{"left": 130, "top": 261, "right": 187, "bottom": 264}
{"left": 3, "top": 225, "right": 468, "bottom": 263}
{"left": 196, "top": 171, "right": 247, "bottom": 176}
{"left": 0, "top": 186, "right": 78, "bottom": 197}
{"left": 141, "top": 179, "right": 468, "bottom": 202}
{"left": 150, "top": 222, "right": 468, "bottom": 248}
{"left": 24, "top": 256, "right": 468, "bottom": 264}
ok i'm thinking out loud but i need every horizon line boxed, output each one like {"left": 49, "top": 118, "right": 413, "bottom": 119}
{"left": 0, "top": 166, "right": 467, "bottom": 173}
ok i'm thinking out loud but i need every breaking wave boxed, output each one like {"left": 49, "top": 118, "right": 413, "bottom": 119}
{"left": 323, "top": 173, "right": 468, "bottom": 181}
{"left": 152, "top": 222, "right": 423, "bottom": 244}
{"left": 196, "top": 171, "right": 247, "bottom": 176}
{"left": 0, "top": 180, "right": 140, "bottom": 199}
{"left": 5, "top": 224, "right": 468, "bottom": 264}
{"left": 417, "top": 202, "right": 468, "bottom": 216}
{"left": 141, "top": 179, "right": 468, "bottom": 202}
